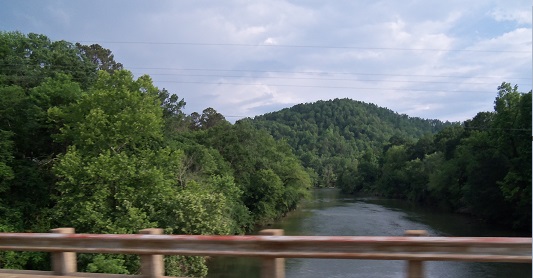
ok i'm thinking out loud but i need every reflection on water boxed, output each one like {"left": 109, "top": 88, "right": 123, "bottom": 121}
{"left": 207, "top": 189, "right": 531, "bottom": 278}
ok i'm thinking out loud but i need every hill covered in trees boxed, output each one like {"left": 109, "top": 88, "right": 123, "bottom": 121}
{"left": 251, "top": 98, "right": 454, "bottom": 187}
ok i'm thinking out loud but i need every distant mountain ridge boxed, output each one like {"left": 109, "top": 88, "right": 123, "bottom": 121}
{"left": 249, "top": 98, "right": 453, "bottom": 187}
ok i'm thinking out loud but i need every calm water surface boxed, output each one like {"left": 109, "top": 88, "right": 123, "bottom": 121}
{"left": 207, "top": 189, "right": 531, "bottom": 278}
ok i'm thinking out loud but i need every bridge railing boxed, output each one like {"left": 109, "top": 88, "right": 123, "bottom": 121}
{"left": 0, "top": 228, "right": 531, "bottom": 278}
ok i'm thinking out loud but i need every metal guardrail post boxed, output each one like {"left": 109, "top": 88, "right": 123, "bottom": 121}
{"left": 405, "top": 230, "right": 428, "bottom": 278}
{"left": 50, "top": 228, "right": 77, "bottom": 275}
{"left": 259, "top": 229, "right": 285, "bottom": 278}
{"left": 139, "top": 228, "right": 165, "bottom": 278}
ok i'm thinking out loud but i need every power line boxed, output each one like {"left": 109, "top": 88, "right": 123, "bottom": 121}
{"left": 3, "top": 74, "right": 529, "bottom": 93}
{"left": 128, "top": 67, "right": 532, "bottom": 80}
{"left": 130, "top": 73, "right": 531, "bottom": 87}
{"left": 223, "top": 115, "right": 249, "bottom": 118}
{"left": 1, "top": 63, "right": 531, "bottom": 80}
{"left": 74, "top": 40, "right": 531, "bottom": 54}
{"left": 157, "top": 81, "right": 505, "bottom": 93}
{"left": 2, "top": 64, "right": 531, "bottom": 93}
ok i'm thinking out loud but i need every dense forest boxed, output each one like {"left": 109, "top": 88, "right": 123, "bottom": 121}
{"left": 0, "top": 32, "right": 309, "bottom": 276}
{"left": 0, "top": 31, "right": 530, "bottom": 276}
{"left": 251, "top": 99, "right": 454, "bottom": 187}
{"left": 251, "top": 88, "right": 532, "bottom": 231}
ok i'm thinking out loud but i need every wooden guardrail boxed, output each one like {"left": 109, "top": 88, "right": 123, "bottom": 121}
{"left": 0, "top": 228, "right": 530, "bottom": 278}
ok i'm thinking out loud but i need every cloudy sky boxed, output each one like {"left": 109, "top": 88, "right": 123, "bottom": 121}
{"left": 2, "top": 0, "right": 531, "bottom": 122}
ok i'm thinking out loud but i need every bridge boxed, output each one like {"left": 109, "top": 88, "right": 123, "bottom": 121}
{"left": 0, "top": 228, "right": 530, "bottom": 278}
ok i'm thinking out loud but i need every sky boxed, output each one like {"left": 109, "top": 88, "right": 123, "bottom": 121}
{"left": 1, "top": 0, "right": 531, "bottom": 122}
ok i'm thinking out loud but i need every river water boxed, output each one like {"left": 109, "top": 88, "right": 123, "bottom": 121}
{"left": 207, "top": 189, "right": 531, "bottom": 278}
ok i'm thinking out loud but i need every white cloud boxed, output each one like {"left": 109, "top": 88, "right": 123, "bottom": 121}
{"left": 206, "top": 82, "right": 299, "bottom": 117}
{"left": 1, "top": 0, "right": 531, "bottom": 122}
{"left": 488, "top": 8, "right": 531, "bottom": 25}
{"left": 264, "top": 37, "right": 278, "bottom": 45}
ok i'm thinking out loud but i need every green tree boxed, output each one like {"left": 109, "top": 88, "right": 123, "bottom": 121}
{"left": 455, "top": 131, "right": 511, "bottom": 223}
{"left": 75, "top": 43, "right": 123, "bottom": 73}
{"left": 200, "top": 107, "right": 227, "bottom": 129}
{"left": 246, "top": 169, "right": 284, "bottom": 223}
{"left": 50, "top": 70, "right": 163, "bottom": 155}
{"left": 50, "top": 70, "right": 170, "bottom": 235}
{"left": 0, "top": 76, "right": 84, "bottom": 237}
{"left": 377, "top": 145, "right": 409, "bottom": 197}
{"left": 50, "top": 70, "right": 213, "bottom": 276}
{"left": 158, "top": 89, "right": 187, "bottom": 135}
{"left": 0, "top": 32, "right": 97, "bottom": 89}
{"left": 0, "top": 32, "right": 97, "bottom": 237}
{"left": 0, "top": 130, "right": 14, "bottom": 231}
{"left": 199, "top": 120, "right": 310, "bottom": 225}
{"left": 492, "top": 83, "right": 531, "bottom": 229}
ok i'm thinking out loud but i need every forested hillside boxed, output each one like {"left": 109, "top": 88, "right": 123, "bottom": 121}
{"left": 251, "top": 88, "right": 532, "bottom": 231}
{"left": 251, "top": 98, "right": 453, "bottom": 187}
{"left": 0, "top": 32, "right": 310, "bottom": 276}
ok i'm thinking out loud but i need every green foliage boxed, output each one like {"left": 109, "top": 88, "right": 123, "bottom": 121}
{"left": 377, "top": 145, "right": 410, "bottom": 197}
{"left": 454, "top": 132, "right": 511, "bottom": 221}
{"left": 53, "top": 148, "right": 178, "bottom": 233}
{"left": 203, "top": 175, "right": 252, "bottom": 234}
{"left": 0, "top": 77, "right": 85, "bottom": 234}
{"left": 0, "top": 130, "right": 14, "bottom": 189}
{"left": 45, "top": 66, "right": 280, "bottom": 276}
{"left": 247, "top": 169, "right": 284, "bottom": 222}
{"left": 0, "top": 31, "right": 98, "bottom": 89}
{"left": 186, "top": 107, "right": 228, "bottom": 131}
{"left": 75, "top": 43, "right": 124, "bottom": 73}
{"left": 84, "top": 254, "right": 129, "bottom": 274}
{"left": 0, "top": 32, "right": 101, "bottom": 240}
{"left": 0, "top": 251, "right": 48, "bottom": 271}
{"left": 50, "top": 70, "right": 163, "bottom": 155}
{"left": 252, "top": 98, "right": 453, "bottom": 187}
{"left": 158, "top": 88, "right": 187, "bottom": 135}
{"left": 50, "top": 70, "right": 169, "bottom": 234}
{"left": 196, "top": 120, "right": 311, "bottom": 225}
{"left": 355, "top": 83, "right": 532, "bottom": 231}
{"left": 165, "top": 255, "right": 208, "bottom": 278}
{"left": 165, "top": 185, "right": 232, "bottom": 235}
{"left": 492, "top": 83, "right": 532, "bottom": 228}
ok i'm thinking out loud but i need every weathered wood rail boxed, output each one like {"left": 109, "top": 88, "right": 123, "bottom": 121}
{"left": 0, "top": 228, "right": 530, "bottom": 278}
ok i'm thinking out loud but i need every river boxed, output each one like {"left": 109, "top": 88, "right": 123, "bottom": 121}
{"left": 207, "top": 188, "right": 532, "bottom": 278}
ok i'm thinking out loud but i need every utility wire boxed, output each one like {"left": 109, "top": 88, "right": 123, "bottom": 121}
{"left": 134, "top": 73, "right": 531, "bottom": 86}
{"left": 2, "top": 75, "right": 530, "bottom": 93}
{"left": 158, "top": 81, "right": 508, "bottom": 93}
{"left": 74, "top": 40, "right": 531, "bottom": 54}
{"left": 2, "top": 63, "right": 531, "bottom": 93}
{"left": 128, "top": 67, "right": 532, "bottom": 80}
{"left": 2, "top": 63, "right": 531, "bottom": 80}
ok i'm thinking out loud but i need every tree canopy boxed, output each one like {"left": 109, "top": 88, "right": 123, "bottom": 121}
{"left": 251, "top": 98, "right": 453, "bottom": 187}
{"left": 0, "top": 32, "right": 311, "bottom": 276}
